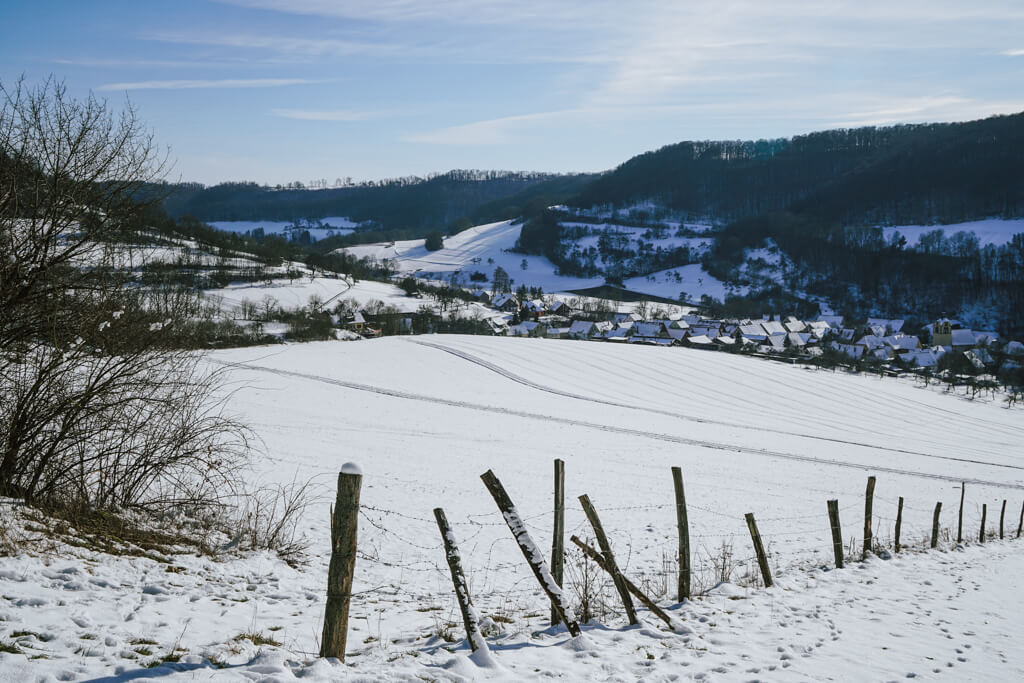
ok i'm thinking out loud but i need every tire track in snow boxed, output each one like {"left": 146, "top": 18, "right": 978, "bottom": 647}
{"left": 409, "top": 339, "right": 1024, "bottom": 474}
{"left": 213, "top": 358, "right": 1024, "bottom": 490}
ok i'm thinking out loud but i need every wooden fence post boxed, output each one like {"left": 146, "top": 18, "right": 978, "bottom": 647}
{"left": 999, "top": 499, "right": 1006, "bottom": 540}
{"left": 434, "top": 508, "right": 488, "bottom": 654}
{"left": 578, "top": 494, "right": 638, "bottom": 625}
{"left": 745, "top": 513, "right": 773, "bottom": 588}
{"left": 863, "top": 476, "right": 876, "bottom": 559}
{"left": 895, "top": 497, "right": 904, "bottom": 553}
{"left": 957, "top": 482, "right": 965, "bottom": 544}
{"left": 321, "top": 464, "right": 362, "bottom": 660}
{"left": 1018, "top": 500, "right": 1024, "bottom": 539}
{"left": 980, "top": 503, "right": 987, "bottom": 543}
{"left": 931, "top": 502, "right": 942, "bottom": 549}
{"left": 480, "top": 470, "right": 581, "bottom": 637}
{"left": 550, "top": 458, "right": 565, "bottom": 626}
{"left": 671, "top": 466, "right": 691, "bottom": 601}
{"left": 827, "top": 499, "right": 844, "bottom": 568}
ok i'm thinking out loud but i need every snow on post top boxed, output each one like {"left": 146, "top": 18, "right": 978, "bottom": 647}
{"left": 341, "top": 462, "right": 362, "bottom": 476}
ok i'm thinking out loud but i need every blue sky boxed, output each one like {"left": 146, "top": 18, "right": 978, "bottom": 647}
{"left": 3, "top": 0, "right": 1024, "bottom": 186}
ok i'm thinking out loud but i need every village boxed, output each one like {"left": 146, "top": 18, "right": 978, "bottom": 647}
{"left": 332, "top": 286, "right": 1024, "bottom": 397}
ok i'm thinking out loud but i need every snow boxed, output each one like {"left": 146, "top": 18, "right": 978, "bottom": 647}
{"left": 204, "top": 276, "right": 422, "bottom": 314}
{"left": 882, "top": 218, "right": 1024, "bottom": 247}
{"left": 340, "top": 462, "right": 362, "bottom": 476}
{"left": 209, "top": 217, "right": 358, "bottom": 240}
{"left": 338, "top": 220, "right": 605, "bottom": 293}
{"left": 623, "top": 263, "right": 741, "bottom": 302}
{"left": 4, "top": 335, "right": 1024, "bottom": 681}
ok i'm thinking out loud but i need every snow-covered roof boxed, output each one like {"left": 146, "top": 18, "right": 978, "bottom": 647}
{"left": 761, "top": 321, "right": 787, "bottom": 335}
{"left": 867, "top": 318, "right": 905, "bottom": 333}
{"left": 1006, "top": 340, "right": 1024, "bottom": 355}
{"left": 632, "top": 322, "right": 667, "bottom": 338}
{"left": 950, "top": 329, "right": 976, "bottom": 347}
{"left": 784, "top": 320, "right": 807, "bottom": 333}
{"left": 687, "top": 334, "right": 713, "bottom": 345}
{"left": 787, "top": 332, "right": 812, "bottom": 347}
{"left": 739, "top": 324, "right": 767, "bottom": 340}
{"left": 884, "top": 335, "right": 919, "bottom": 351}
{"left": 766, "top": 333, "right": 787, "bottom": 349}
{"left": 568, "top": 320, "right": 597, "bottom": 335}
{"left": 492, "top": 294, "right": 517, "bottom": 308}
{"left": 855, "top": 334, "right": 886, "bottom": 349}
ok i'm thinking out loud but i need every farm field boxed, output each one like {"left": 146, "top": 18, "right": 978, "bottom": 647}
{"left": 4, "top": 336, "right": 1022, "bottom": 681}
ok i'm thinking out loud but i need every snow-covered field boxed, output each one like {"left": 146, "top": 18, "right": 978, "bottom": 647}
{"left": 3, "top": 336, "right": 1024, "bottom": 681}
{"left": 340, "top": 220, "right": 606, "bottom": 293}
{"left": 209, "top": 217, "right": 358, "bottom": 240}
{"left": 882, "top": 219, "right": 1024, "bottom": 247}
{"left": 204, "top": 277, "right": 423, "bottom": 314}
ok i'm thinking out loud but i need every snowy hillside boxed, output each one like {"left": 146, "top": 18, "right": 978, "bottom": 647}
{"left": 882, "top": 218, "right": 1024, "bottom": 247}
{"left": 5, "top": 336, "right": 1023, "bottom": 680}
{"left": 340, "top": 220, "right": 605, "bottom": 292}
{"left": 209, "top": 216, "right": 359, "bottom": 240}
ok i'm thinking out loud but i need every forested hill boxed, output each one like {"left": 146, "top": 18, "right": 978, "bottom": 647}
{"left": 569, "top": 113, "right": 1024, "bottom": 226}
{"left": 158, "top": 170, "right": 595, "bottom": 237}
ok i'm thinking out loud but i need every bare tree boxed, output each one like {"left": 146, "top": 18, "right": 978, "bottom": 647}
{"left": 0, "top": 78, "right": 250, "bottom": 518}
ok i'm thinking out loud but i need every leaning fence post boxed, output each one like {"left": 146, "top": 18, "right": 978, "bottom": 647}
{"left": 931, "top": 502, "right": 942, "bottom": 549}
{"left": 863, "top": 476, "right": 876, "bottom": 559}
{"left": 434, "top": 507, "right": 488, "bottom": 654}
{"left": 1018, "top": 500, "right": 1024, "bottom": 539}
{"left": 570, "top": 535, "right": 680, "bottom": 631}
{"left": 579, "top": 494, "right": 638, "bottom": 625}
{"left": 894, "top": 496, "right": 904, "bottom": 553}
{"left": 321, "top": 464, "right": 362, "bottom": 660}
{"left": 671, "top": 466, "right": 691, "bottom": 601}
{"left": 1000, "top": 499, "right": 1006, "bottom": 540}
{"left": 745, "top": 513, "right": 773, "bottom": 588}
{"left": 827, "top": 499, "right": 844, "bottom": 568}
{"left": 980, "top": 503, "right": 987, "bottom": 543}
{"left": 550, "top": 458, "right": 565, "bottom": 626}
{"left": 480, "top": 470, "right": 581, "bottom": 636}
{"left": 957, "top": 482, "right": 965, "bottom": 544}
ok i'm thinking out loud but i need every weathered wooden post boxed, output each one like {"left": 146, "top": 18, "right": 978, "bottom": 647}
{"left": 434, "top": 508, "right": 488, "bottom": 654}
{"left": 745, "top": 513, "right": 773, "bottom": 588}
{"left": 1018, "top": 500, "right": 1024, "bottom": 539}
{"left": 550, "top": 459, "right": 565, "bottom": 626}
{"left": 957, "top": 482, "right": 965, "bottom": 544}
{"left": 894, "top": 496, "right": 904, "bottom": 553}
{"left": 480, "top": 470, "right": 581, "bottom": 636}
{"left": 827, "top": 499, "right": 844, "bottom": 568}
{"left": 980, "top": 503, "right": 987, "bottom": 543}
{"left": 570, "top": 535, "right": 680, "bottom": 630}
{"left": 579, "top": 494, "right": 638, "bottom": 625}
{"left": 321, "top": 463, "right": 362, "bottom": 660}
{"left": 1000, "top": 499, "right": 1006, "bottom": 540}
{"left": 863, "top": 476, "right": 876, "bottom": 559}
{"left": 671, "top": 466, "right": 691, "bottom": 601}
{"left": 931, "top": 502, "right": 942, "bottom": 549}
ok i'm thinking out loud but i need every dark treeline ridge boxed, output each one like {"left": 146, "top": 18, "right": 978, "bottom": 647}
{"left": 568, "top": 113, "right": 1024, "bottom": 225}
{"left": 152, "top": 170, "right": 596, "bottom": 245}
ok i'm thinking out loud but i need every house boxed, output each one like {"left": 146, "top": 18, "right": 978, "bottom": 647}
{"left": 760, "top": 320, "right": 787, "bottom": 336}
{"left": 817, "top": 314, "right": 845, "bottom": 328}
{"left": 867, "top": 318, "right": 905, "bottom": 335}
{"left": 855, "top": 334, "right": 886, "bottom": 350}
{"left": 546, "top": 327, "right": 570, "bottom": 339}
{"left": 902, "top": 348, "right": 939, "bottom": 368}
{"left": 549, "top": 300, "right": 573, "bottom": 316}
{"left": 884, "top": 335, "right": 920, "bottom": 352}
{"left": 832, "top": 341, "right": 866, "bottom": 359}
{"left": 765, "top": 333, "right": 787, "bottom": 351}
{"left": 686, "top": 334, "right": 714, "bottom": 346}
{"left": 492, "top": 294, "right": 518, "bottom": 312}
{"left": 507, "top": 321, "right": 547, "bottom": 337}
{"left": 786, "top": 332, "right": 812, "bottom": 348}
{"left": 611, "top": 312, "right": 641, "bottom": 324}
{"left": 522, "top": 299, "right": 547, "bottom": 315}
{"left": 567, "top": 320, "right": 599, "bottom": 339}
{"left": 806, "top": 320, "right": 832, "bottom": 339}
{"left": 345, "top": 310, "right": 367, "bottom": 332}
{"left": 629, "top": 321, "right": 671, "bottom": 344}
{"left": 783, "top": 317, "right": 807, "bottom": 333}
{"left": 949, "top": 328, "right": 977, "bottom": 349}
{"left": 739, "top": 324, "right": 767, "bottom": 342}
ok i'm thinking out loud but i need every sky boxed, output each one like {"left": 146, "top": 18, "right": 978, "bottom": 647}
{"left": 3, "top": 0, "right": 1024, "bottom": 186}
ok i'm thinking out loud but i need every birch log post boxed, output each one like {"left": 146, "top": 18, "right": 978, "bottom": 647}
{"left": 579, "top": 494, "right": 638, "bottom": 625}
{"left": 480, "top": 470, "right": 581, "bottom": 636}
{"left": 434, "top": 507, "right": 488, "bottom": 653}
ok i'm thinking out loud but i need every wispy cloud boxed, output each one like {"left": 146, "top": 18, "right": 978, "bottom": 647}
{"left": 404, "top": 110, "right": 585, "bottom": 145}
{"left": 97, "top": 78, "right": 320, "bottom": 91}
{"left": 271, "top": 108, "right": 375, "bottom": 121}
{"left": 146, "top": 31, "right": 407, "bottom": 59}
{"left": 1003, "top": 48, "right": 1024, "bottom": 56}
